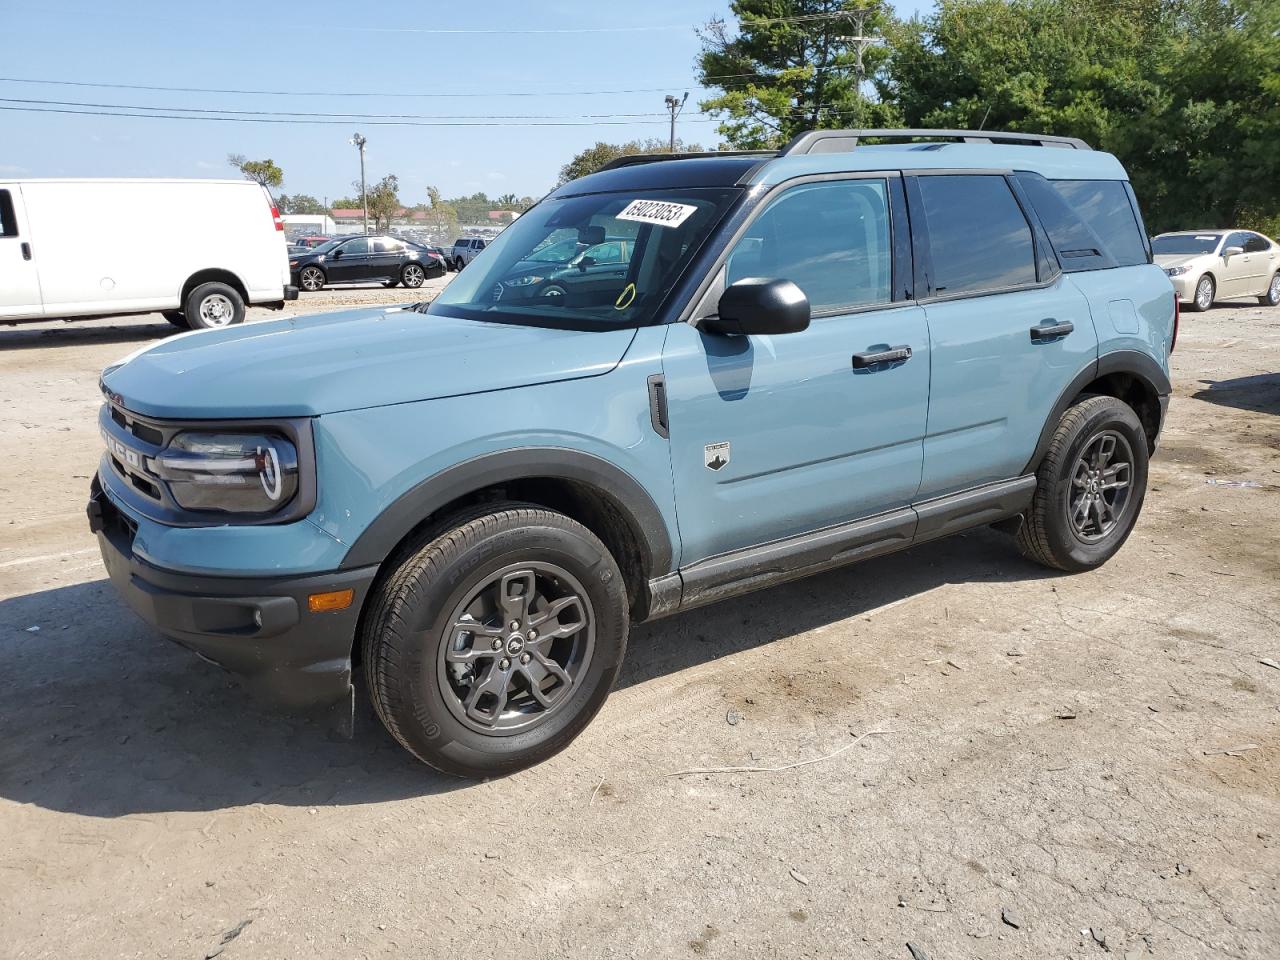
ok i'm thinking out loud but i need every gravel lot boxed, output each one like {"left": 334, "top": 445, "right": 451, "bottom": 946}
{"left": 0, "top": 294, "right": 1277, "bottom": 959}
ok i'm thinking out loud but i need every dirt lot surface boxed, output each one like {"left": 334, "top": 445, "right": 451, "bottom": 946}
{"left": 1, "top": 294, "right": 1277, "bottom": 959}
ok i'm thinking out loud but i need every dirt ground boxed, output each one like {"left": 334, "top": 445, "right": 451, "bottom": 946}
{"left": 1, "top": 291, "right": 1276, "bottom": 959}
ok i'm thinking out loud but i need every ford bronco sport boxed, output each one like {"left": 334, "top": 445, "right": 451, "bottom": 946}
{"left": 89, "top": 129, "right": 1176, "bottom": 778}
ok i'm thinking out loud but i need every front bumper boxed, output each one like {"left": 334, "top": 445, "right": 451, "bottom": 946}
{"left": 1167, "top": 273, "right": 1196, "bottom": 302}
{"left": 88, "top": 481, "right": 376, "bottom": 711}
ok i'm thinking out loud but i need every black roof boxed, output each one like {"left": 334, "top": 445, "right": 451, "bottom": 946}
{"left": 547, "top": 155, "right": 767, "bottom": 198}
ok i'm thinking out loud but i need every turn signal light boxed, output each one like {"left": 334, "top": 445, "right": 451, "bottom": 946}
{"left": 308, "top": 589, "right": 354, "bottom": 613}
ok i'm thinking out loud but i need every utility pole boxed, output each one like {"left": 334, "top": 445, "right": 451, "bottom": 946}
{"left": 664, "top": 92, "right": 688, "bottom": 152}
{"left": 838, "top": 4, "right": 885, "bottom": 93}
{"left": 349, "top": 132, "right": 368, "bottom": 234}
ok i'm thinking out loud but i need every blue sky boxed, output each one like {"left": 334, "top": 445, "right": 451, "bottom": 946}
{"left": 3, "top": 0, "right": 930, "bottom": 203}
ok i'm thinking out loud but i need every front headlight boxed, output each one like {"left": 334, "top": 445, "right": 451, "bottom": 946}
{"left": 156, "top": 432, "right": 299, "bottom": 514}
{"left": 504, "top": 275, "right": 545, "bottom": 287}
{"left": 1165, "top": 265, "right": 1191, "bottom": 276}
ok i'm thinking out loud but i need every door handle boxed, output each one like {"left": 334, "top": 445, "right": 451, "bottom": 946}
{"left": 1030, "top": 319, "right": 1074, "bottom": 342}
{"left": 851, "top": 345, "right": 912, "bottom": 368}
{"left": 20, "top": 242, "right": 32, "bottom": 261}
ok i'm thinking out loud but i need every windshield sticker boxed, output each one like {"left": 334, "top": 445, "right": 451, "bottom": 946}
{"left": 617, "top": 199, "right": 697, "bottom": 229}
{"left": 1195, "top": 235, "right": 1218, "bottom": 240}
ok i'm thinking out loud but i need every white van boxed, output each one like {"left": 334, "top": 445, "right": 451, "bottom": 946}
{"left": 0, "top": 178, "right": 297, "bottom": 329}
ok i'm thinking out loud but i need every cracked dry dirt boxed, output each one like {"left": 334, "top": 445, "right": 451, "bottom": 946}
{"left": 1, "top": 298, "right": 1277, "bottom": 958}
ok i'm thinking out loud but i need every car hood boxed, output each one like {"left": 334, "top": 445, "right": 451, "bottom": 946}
{"left": 102, "top": 306, "right": 637, "bottom": 419}
{"left": 1153, "top": 254, "right": 1209, "bottom": 269}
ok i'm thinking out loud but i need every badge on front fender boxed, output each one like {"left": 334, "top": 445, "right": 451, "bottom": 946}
{"left": 704, "top": 441, "right": 730, "bottom": 472}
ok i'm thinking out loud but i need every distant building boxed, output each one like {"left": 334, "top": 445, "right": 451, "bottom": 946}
{"left": 282, "top": 213, "right": 336, "bottom": 235}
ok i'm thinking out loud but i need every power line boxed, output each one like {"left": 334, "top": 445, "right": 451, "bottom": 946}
{"left": 0, "top": 104, "right": 727, "bottom": 127}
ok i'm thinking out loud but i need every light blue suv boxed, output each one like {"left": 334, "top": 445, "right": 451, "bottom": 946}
{"left": 89, "top": 129, "right": 1176, "bottom": 776}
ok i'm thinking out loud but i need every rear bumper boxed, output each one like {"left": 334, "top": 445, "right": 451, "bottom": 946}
{"left": 284, "top": 284, "right": 299, "bottom": 301}
{"left": 88, "top": 481, "right": 376, "bottom": 711}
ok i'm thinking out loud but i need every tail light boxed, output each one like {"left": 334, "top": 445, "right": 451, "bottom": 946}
{"left": 269, "top": 204, "right": 284, "bottom": 232}
{"left": 1170, "top": 289, "right": 1179, "bottom": 353}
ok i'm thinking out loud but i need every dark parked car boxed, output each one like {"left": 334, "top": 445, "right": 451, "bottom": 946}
{"left": 291, "top": 235, "right": 445, "bottom": 292}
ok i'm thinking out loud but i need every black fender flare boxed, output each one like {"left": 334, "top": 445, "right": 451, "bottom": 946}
{"left": 1023, "top": 350, "right": 1172, "bottom": 474}
{"left": 340, "top": 447, "right": 674, "bottom": 575}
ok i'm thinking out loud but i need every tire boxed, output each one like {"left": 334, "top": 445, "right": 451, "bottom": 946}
{"left": 1259, "top": 272, "right": 1280, "bottom": 306}
{"left": 183, "top": 281, "right": 245, "bottom": 330}
{"left": 362, "top": 504, "right": 629, "bottom": 778}
{"left": 1188, "top": 274, "right": 1214, "bottom": 312}
{"left": 1016, "top": 395, "right": 1149, "bottom": 573}
{"left": 299, "top": 265, "right": 326, "bottom": 292}
{"left": 540, "top": 283, "right": 567, "bottom": 301}
{"left": 401, "top": 263, "right": 426, "bottom": 288}
{"left": 161, "top": 310, "right": 188, "bottom": 329}
{"left": 453, "top": 257, "right": 466, "bottom": 272}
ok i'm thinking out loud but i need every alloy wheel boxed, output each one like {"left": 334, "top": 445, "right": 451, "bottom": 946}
{"left": 403, "top": 264, "right": 425, "bottom": 288}
{"left": 1196, "top": 276, "right": 1213, "bottom": 311}
{"left": 439, "top": 562, "right": 595, "bottom": 735}
{"left": 1067, "top": 430, "right": 1134, "bottom": 543}
{"left": 300, "top": 267, "right": 324, "bottom": 291}
{"left": 1269, "top": 274, "right": 1280, "bottom": 305}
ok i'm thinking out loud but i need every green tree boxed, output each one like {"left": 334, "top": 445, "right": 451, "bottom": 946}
{"left": 557, "top": 138, "right": 705, "bottom": 185}
{"left": 363, "top": 174, "right": 401, "bottom": 232}
{"left": 227, "top": 154, "right": 284, "bottom": 189}
{"left": 425, "top": 185, "right": 459, "bottom": 237}
{"left": 698, "top": 0, "right": 898, "bottom": 149}
{"left": 884, "top": 0, "right": 1280, "bottom": 231}
{"left": 329, "top": 196, "right": 360, "bottom": 210}
{"left": 276, "top": 193, "right": 327, "bottom": 215}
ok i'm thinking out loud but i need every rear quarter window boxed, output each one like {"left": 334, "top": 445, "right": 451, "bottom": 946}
{"left": 1051, "top": 180, "right": 1149, "bottom": 267}
{"left": 0, "top": 190, "right": 17, "bottom": 237}
{"left": 1015, "top": 173, "right": 1117, "bottom": 273}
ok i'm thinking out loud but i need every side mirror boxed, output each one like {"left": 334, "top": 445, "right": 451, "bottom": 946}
{"left": 703, "top": 278, "right": 810, "bottom": 337}
{"left": 331, "top": 248, "right": 343, "bottom": 259}
{"left": 1223, "top": 245, "right": 1243, "bottom": 259}
{"left": 577, "top": 256, "right": 595, "bottom": 273}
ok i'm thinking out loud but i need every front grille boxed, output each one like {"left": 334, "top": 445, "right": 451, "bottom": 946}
{"left": 101, "top": 402, "right": 168, "bottom": 505}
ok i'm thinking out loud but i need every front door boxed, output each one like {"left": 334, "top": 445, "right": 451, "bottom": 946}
{"left": 1219, "top": 232, "right": 1254, "bottom": 298}
{"left": 0, "top": 186, "right": 43, "bottom": 318}
{"left": 328, "top": 237, "right": 372, "bottom": 283}
{"left": 369, "top": 238, "right": 404, "bottom": 281}
{"left": 906, "top": 173, "right": 1098, "bottom": 498}
{"left": 662, "top": 176, "right": 931, "bottom": 566}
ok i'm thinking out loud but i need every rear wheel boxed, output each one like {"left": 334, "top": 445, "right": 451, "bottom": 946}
{"left": 183, "top": 282, "right": 244, "bottom": 330}
{"left": 1260, "top": 272, "right": 1280, "bottom": 306}
{"left": 1016, "top": 395, "right": 1148, "bottom": 572}
{"left": 1189, "top": 274, "right": 1215, "bottom": 312}
{"left": 401, "top": 263, "right": 426, "bottom": 288}
{"left": 362, "top": 504, "right": 629, "bottom": 778}
{"left": 161, "top": 310, "right": 187, "bottom": 329}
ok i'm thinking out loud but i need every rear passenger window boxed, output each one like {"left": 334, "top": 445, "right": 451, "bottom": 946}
{"left": 1015, "top": 172, "right": 1116, "bottom": 273}
{"left": 726, "top": 179, "right": 892, "bottom": 312}
{"left": 0, "top": 190, "right": 17, "bottom": 238}
{"left": 916, "top": 175, "right": 1036, "bottom": 295}
{"left": 1051, "top": 180, "right": 1148, "bottom": 267}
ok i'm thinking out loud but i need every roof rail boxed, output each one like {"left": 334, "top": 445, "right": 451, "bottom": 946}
{"left": 783, "top": 128, "right": 1092, "bottom": 154}
{"left": 597, "top": 149, "right": 778, "bottom": 172}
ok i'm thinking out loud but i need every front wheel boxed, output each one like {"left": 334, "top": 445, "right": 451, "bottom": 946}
{"left": 362, "top": 504, "right": 629, "bottom": 778}
{"left": 1260, "top": 272, "right": 1280, "bottom": 306}
{"left": 1016, "top": 395, "right": 1149, "bottom": 572}
{"left": 299, "top": 266, "right": 326, "bottom": 292}
{"left": 1188, "top": 274, "right": 1215, "bottom": 312}
{"left": 184, "top": 282, "right": 245, "bottom": 330}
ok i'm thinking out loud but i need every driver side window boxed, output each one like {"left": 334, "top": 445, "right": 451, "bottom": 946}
{"left": 726, "top": 179, "right": 892, "bottom": 313}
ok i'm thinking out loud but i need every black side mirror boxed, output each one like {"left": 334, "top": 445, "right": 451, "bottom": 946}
{"left": 704, "top": 278, "right": 810, "bottom": 336}
{"left": 331, "top": 248, "right": 343, "bottom": 258}
{"left": 577, "top": 256, "right": 595, "bottom": 273}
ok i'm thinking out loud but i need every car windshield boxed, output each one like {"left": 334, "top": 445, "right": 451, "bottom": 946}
{"left": 1153, "top": 234, "right": 1221, "bottom": 255}
{"left": 428, "top": 188, "right": 740, "bottom": 330}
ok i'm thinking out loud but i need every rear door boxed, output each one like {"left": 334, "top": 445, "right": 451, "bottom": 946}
{"left": 369, "top": 238, "right": 404, "bottom": 280}
{"left": 328, "top": 237, "right": 371, "bottom": 283}
{"left": 1239, "top": 232, "right": 1276, "bottom": 296}
{"left": 0, "top": 185, "right": 43, "bottom": 318}
{"left": 908, "top": 173, "right": 1097, "bottom": 498}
